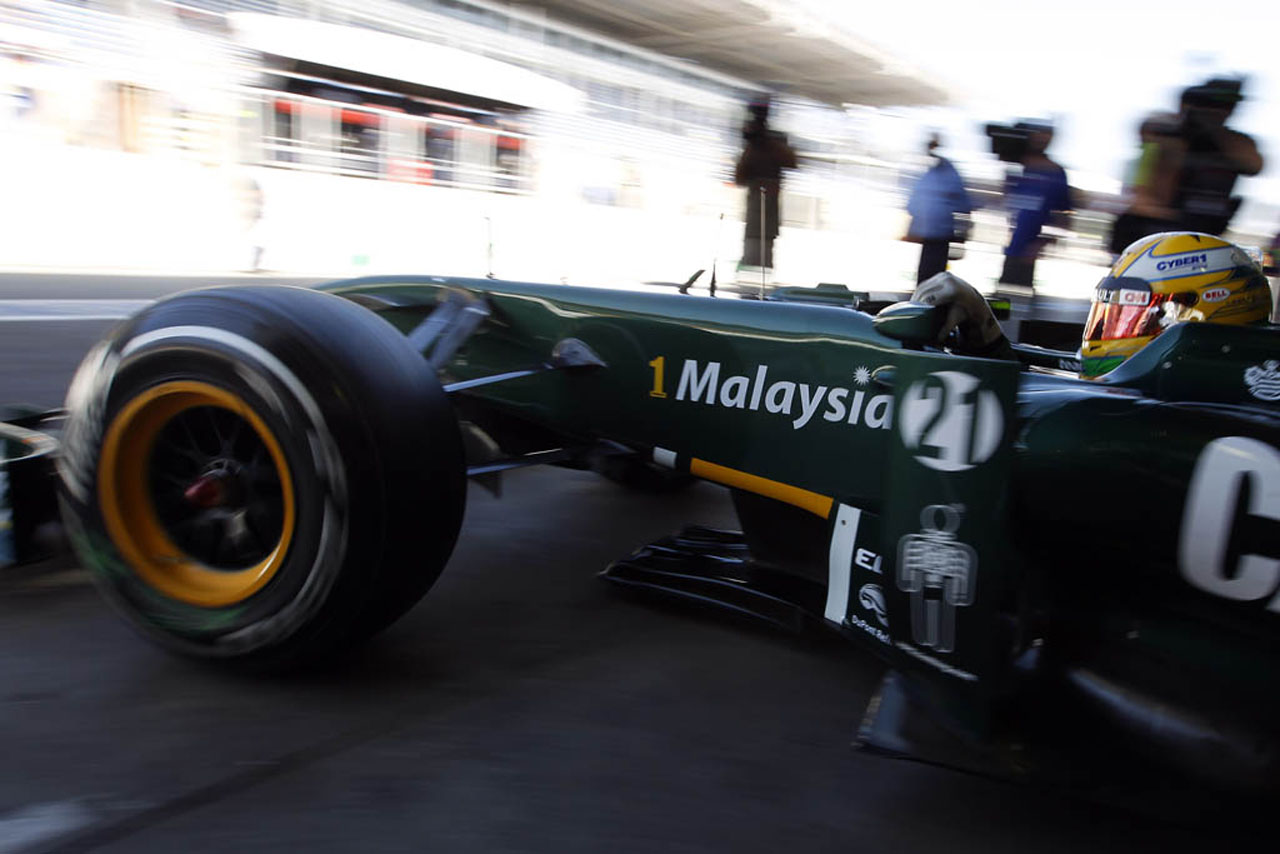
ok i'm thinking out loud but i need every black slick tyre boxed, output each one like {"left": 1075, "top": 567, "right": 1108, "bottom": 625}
{"left": 58, "top": 286, "right": 466, "bottom": 669}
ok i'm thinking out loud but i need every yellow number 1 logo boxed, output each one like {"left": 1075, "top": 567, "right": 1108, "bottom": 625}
{"left": 649, "top": 356, "right": 667, "bottom": 398}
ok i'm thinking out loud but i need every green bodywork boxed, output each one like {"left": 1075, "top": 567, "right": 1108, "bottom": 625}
{"left": 332, "top": 277, "right": 914, "bottom": 503}
{"left": 321, "top": 275, "right": 1280, "bottom": 751}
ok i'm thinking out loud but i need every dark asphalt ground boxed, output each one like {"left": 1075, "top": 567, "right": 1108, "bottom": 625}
{"left": 0, "top": 274, "right": 1239, "bottom": 853}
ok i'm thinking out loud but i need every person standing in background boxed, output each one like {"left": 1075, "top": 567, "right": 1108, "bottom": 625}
{"left": 1107, "top": 112, "right": 1183, "bottom": 256}
{"left": 235, "top": 173, "right": 266, "bottom": 273}
{"left": 996, "top": 121, "right": 1071, "bottom": 291}
{"left": 905, "top": 134, "right": 973, "bottom": 283}
{"left": 1168, "top": 78, "right": 1263, "bottom": 235}
{"left": 734, "top": 96, "right": 797, "bottom": 271}
{"left": 1109, "top": 78, "right": 1262, "bottom": 254}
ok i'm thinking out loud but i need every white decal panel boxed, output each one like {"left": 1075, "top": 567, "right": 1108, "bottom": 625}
{"left": 1179, "top": 436, "right": 1280, "bottom": 610}
{"left": 826, "top": 504, "right": 889, "bottom": 644}
{"left": 1245, "top": 361, "right": 1280, "bottom": 402}
{"left": 896, "top": 504, "right": 977, "bottom": 653}
{"left": 824, "top": 504, "right": 860, "bottom": 624}
{"left": 898, "top": 371, "right": 1003, "bottom": 472}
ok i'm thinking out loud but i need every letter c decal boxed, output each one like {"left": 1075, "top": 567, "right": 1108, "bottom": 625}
{"left": 1179, "top": 437, "right": 1280, "bottom": 608}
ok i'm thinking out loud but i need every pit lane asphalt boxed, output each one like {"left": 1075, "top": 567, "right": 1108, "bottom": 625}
{"left": 0, "top": 275, "right": 1233, "bottom": 853}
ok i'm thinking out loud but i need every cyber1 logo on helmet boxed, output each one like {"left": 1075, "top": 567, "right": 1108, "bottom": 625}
{"left": 1081, "top": 232, "right": 1272, "bottom": 378}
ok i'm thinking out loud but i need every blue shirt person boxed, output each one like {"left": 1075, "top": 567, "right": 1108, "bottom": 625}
{"left": 998, "top": 122, "right": 1071, "bottom": 290}
{"left": 906, "top": 136, "right": 974, "bottom": 284}
{"left": 1005, "top": 162, "right": 1071, "bottom": 258}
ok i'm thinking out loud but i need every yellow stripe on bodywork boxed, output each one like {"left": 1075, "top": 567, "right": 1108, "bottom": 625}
{"left": 690, "top": 458, "right": 833, "bottom": 519}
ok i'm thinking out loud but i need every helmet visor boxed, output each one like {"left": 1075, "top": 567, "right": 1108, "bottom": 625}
{"left": 1084, "top": 277, "right": 1177, "bottom": 342}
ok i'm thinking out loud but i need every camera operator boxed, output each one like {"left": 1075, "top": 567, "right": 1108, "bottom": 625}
{"left": 986, "top": 120, "right": 1071, "bottom": 291}
{"left": 734, "top": 97, "right": 797, "bottom": 270}
{"left": 1108, "top": 78, "right": 1261, "bottom": 253}
{"left": 1169, "top": 78, "right": 1263, "bottom": 235}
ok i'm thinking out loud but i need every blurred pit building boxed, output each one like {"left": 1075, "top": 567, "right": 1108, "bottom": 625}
{"left": 0, "top": 0, "right": 954, "bottom": 284}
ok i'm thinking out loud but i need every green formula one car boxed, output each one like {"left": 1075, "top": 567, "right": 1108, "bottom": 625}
{"left": 23, "top": 231, "right": 1280, "bottom": 801}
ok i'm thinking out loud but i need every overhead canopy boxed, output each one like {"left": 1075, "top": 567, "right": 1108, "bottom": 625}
{"left": 227, "top": 13, "right": 586, "bottom": 113}
{"left": 496, "top": 0, "right": 949, "bottom": 107}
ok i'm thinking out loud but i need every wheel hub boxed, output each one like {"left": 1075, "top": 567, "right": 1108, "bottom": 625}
{"left": 182, "top": 461, "right": 244, "bottom": 509}
{"left": 97, "top": 381, "right": 296, "bottom": 606}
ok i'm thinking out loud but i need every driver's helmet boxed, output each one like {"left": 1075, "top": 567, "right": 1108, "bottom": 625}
{"left": 1081, "top": 232, "right": 1272, "bottom": 378}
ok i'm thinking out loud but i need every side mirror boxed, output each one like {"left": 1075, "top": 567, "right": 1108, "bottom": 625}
{"left": 872, "top": 301, "right": 946, "bottom": 346}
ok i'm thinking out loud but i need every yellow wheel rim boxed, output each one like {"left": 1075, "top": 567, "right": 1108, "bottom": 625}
{"left": 98, "top": 380, "right": 296, "bottom": 607}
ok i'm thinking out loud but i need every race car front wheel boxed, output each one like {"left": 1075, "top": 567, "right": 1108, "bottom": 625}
{"left": 58, "top": 286, "right": 466, "bottom": 669}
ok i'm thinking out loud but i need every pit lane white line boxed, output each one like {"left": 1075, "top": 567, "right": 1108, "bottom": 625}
{"left": 0, "top": 300, "right": 152, "bottom": 321}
